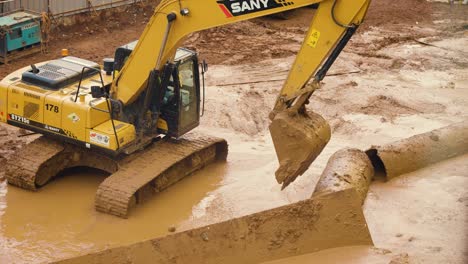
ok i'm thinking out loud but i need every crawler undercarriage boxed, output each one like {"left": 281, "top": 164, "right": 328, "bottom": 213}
{"left": 6, "top": 133, "right": 228, "bottom": 218}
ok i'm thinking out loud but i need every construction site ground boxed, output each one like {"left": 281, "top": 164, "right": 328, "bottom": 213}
{"left": 0, "top": 0, "right": 467, "bottom": 263}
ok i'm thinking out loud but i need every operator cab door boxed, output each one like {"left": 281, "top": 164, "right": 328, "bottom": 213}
{"left": 161, "top": 56, "right": 200, "bottom": 138}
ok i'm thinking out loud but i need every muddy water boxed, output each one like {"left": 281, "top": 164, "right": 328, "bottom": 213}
{"left": 0, "top": 162, "right": 226, "bottom": 263}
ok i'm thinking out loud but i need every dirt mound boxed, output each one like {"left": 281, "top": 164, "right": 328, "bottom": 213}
{"left": 363, "top": 0, "right": 433, "bottom": 29}
{"left": 187, "top": 0, "right": 434, "bottom": 65}
{"left": 361, "top": 95, "right": 420, "bottom": 117}
{"left": 203, "top": 88, "right": 272, "bottom": 136}
{"left": 0, "top": 0, "right": 436, "bottom": 77}
{"left": 358, "top": 95, "right": 446, "bottom": 120}
{"left": 184, "top": 18, "right": 300, "bottom": 65}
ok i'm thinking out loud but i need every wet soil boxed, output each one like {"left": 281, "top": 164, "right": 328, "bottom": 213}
{"left": 0, "top": 0, "right": 467, "bottom": 263}
{"left": 0, "top": 0, "right": 440, "bottom": 75}
{"left": 264, "top": 246, "right": 408, "bottom": 264}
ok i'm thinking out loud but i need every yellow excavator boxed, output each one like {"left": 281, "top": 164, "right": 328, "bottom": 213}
{"left": 0, "top": 0, "right": 370, "bottom": 218}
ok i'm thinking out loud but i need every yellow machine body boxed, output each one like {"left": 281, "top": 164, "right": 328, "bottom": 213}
{"left": 0, "top": 61, "right": 137, "bottom": 152}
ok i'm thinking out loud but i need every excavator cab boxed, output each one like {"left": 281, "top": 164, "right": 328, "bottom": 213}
{"left": 114, "top": 41, "right": 202, "bottom": 139}
{"left": 160, "top": 49, "right": 201, "bottom": 138}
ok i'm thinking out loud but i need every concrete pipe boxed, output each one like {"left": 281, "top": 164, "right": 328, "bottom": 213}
{"left": 366, "top": 121, "right": 468, "bottom": 179}
{"left": 312, "top": 148, "right": 374, "bottom": 205}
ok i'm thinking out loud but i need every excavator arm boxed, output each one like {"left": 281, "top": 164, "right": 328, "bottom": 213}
{"left": 113, "top": 0, "right": 371, "bottom": 188}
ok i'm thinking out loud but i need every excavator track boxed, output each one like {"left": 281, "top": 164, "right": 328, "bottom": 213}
{"left": 6, "top": 133, "right": 228, "bottom": 218}
{"left": 6, "top": 137, "right": 119, "bottom": 191}
{"left": 6, "top": 137, "right": 64, "bottom": 190}
{"left": 95, "top": 134, "right": 228, "bottom": 218}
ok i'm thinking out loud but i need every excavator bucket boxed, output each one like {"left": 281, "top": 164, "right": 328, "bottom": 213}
{"left": 269, "top": 110, "right": 331, "bottom": 189}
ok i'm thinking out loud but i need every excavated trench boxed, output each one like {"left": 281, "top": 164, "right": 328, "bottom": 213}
{"left": 55, "top": 121, "right": 468, "bottom": 264}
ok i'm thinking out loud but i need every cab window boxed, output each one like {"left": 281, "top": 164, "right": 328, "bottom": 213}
{"left": 178, "top": 59, "right": 198, "bottom": 130}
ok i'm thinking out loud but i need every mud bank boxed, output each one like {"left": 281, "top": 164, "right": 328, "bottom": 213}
{"left": 367, "top": 121, "right": 468, "bottom": 179}
{"left": 264, "top": 246, "right": 409, "bottom": 264}
{"left": 55, "top": 189, "right": 371, "bottom": 264}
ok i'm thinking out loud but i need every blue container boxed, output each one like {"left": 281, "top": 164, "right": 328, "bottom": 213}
{"left": 0, "top": 11, "right": 41, "bottom": 56}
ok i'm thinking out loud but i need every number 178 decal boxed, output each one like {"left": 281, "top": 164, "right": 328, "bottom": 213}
{"left": 45, "top": 103, "right": 59, "bottom": 113}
